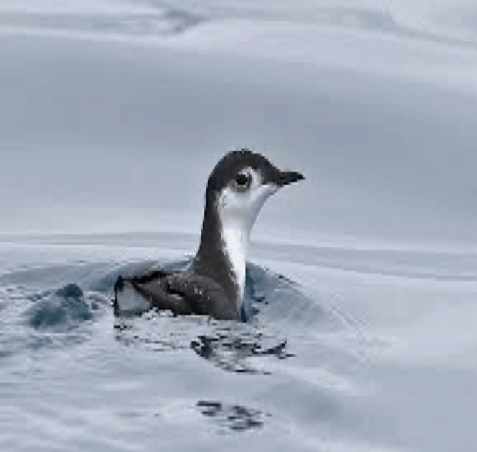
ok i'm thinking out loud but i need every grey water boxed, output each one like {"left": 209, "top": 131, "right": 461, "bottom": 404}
{"left": 2, "top": 1, "right": 477, "bottom": 451}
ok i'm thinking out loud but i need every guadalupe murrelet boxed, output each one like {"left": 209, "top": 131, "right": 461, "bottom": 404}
{"left": 114, "top": 149, "right": 304, "bottom": 320}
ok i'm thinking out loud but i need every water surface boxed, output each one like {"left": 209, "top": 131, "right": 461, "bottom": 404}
{"left": 1, "top": 1, "right": 477, "bottom": 451}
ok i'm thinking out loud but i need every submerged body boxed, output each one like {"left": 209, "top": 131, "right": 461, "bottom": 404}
{"left": 114, "top": 149, "right": 304, "bottom": 320}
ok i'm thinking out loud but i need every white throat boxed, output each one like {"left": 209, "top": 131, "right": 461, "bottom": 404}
{"left": 217, "top": 182, "right": 278, "bottom": 305}
{"left": 220, "top": 217, "right": 250, "bottom": 305}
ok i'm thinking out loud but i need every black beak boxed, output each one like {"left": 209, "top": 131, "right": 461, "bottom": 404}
{"left": 276, "top": 170, "right": 305, "bottom": 187}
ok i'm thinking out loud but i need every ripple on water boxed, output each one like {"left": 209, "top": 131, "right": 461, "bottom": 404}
{"left": 0, "top": 7, "right": 205, "bottom": 38}
{"left": 0, "top": 251, "right": 366, "bottom": 452}
{"left": 106, "top": 260, "right": 336, "bottom": 375}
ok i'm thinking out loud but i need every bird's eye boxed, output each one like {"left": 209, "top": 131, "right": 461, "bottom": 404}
{"left": 235, "top": 173, "right": 249, "bottom": 187}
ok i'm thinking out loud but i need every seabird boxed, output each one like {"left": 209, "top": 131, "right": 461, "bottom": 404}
{"left": 114, "top": 149, "right": 304, "bottom": 320}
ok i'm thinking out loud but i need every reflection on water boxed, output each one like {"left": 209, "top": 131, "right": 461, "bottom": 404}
{"left": 191, "top": 331, "right": 291, "bottom": 375}
{"left": 197, "top": 400, "right": 270, "bottom": 433}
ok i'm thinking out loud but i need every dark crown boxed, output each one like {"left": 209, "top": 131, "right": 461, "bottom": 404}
{"left": 205, "top": 149, "right": 279, "bottom": 200}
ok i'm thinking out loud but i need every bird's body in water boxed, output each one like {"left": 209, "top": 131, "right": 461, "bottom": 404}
{"left": 114, "top": 149, "right": 304, "bottom": 321}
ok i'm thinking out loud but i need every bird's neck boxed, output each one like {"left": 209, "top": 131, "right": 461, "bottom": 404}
{"left": 195, "top": 202, "right": 250, "bottom": 306}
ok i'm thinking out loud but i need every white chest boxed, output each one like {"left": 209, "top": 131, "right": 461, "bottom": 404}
{"left": 221, "top": 227, "right": 247, "bottom": 303}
